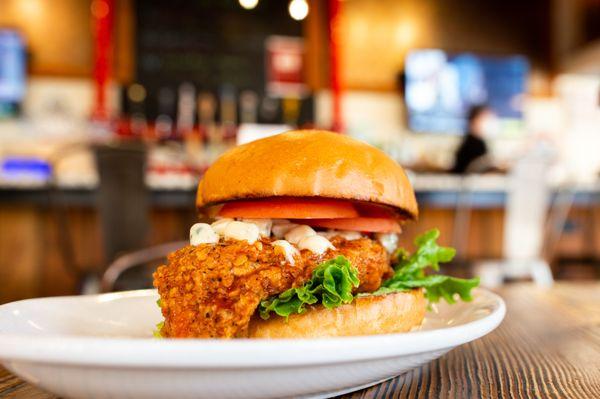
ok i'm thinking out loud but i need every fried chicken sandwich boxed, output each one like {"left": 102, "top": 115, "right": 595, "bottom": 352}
{"left": 153, "top": 130, "right": 478, "bottom": 339}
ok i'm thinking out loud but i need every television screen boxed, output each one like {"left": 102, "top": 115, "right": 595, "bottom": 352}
{"left": 0, "top": 30, "right": 26, "bottom": 104}
{"left": 405, "top": 49, "right": 529, "bottom": 135}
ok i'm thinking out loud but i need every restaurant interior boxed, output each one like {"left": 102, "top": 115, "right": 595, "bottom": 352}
{"left": 0, "top": 0, "right": 599, "bottom": 304}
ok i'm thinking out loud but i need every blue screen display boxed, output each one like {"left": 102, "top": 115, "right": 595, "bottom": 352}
{"left": 405, "top": 49, "right": 529, "bottom": 135}
{"left": 0, "top": 30, "right": 26, "bottom": 104}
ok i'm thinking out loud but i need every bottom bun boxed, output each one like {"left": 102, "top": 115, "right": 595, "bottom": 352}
{"left": 248, "top": 289, "right": 426, "bottom": 338}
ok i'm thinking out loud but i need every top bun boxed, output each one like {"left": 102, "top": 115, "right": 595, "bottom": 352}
{"left": 196, "top": 130, "right": 418, "bottom": 219}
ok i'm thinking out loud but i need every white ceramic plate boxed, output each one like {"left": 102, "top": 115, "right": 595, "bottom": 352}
{"left": 0, "top": 288, "right": 505, "bottom": 399}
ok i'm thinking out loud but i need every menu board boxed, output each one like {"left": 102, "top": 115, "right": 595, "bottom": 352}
{"left": 135, "top": 0, "right": 302, "bottom": 100}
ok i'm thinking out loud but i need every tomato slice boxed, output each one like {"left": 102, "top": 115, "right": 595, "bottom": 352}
{"left": 300, "top": 217, "right": 402, "bottom": 233}
{"left": 353, "top": 202, "right": 397, "bottom": 218}
{"left": 217, "top": 198, "right": 359, "bottom": 219}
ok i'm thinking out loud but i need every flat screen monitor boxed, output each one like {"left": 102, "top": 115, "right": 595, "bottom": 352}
{"left": 405, "top": 49, "right": 529, "bottom": 135}
{"left": 0, "top": 30, "right": 26, "bottom": 104}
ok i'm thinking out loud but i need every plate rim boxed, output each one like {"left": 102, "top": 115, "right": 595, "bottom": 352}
{"left": 0, "top": 288, "right": 506, "bottom": 368}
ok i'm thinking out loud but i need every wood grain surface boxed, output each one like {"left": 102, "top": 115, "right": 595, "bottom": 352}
{"left": 1, "top": 283, "right": 599, "bottom": 398}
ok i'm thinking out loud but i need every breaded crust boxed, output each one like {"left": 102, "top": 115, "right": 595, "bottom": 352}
{"left": 247, "top": 289, "right": 426, "bottom": 338}
{"left": 153, "top": 237, "right": 392, "bottom": 338}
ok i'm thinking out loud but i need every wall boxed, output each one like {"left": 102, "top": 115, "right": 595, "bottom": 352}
{"left": 0, "top": 0, "right": 93, "bottom": 76}
{"left": 0, "top": 0, "right": 133, "bottom": 80}
{"left": 335, "top": 0, "right": 551, "bottom": 91}
{"left": 0, "top": 0, "right": 131, "bottom": 117}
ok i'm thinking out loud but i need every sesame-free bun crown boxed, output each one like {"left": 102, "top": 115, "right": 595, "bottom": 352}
{"left": 196, "top": 130, "right": 418, "bottom": 219}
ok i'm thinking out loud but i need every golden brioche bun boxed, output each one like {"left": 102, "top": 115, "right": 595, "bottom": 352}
{"left": 197, "top": 130, "right": 418, "bottom": 219}
{"left": 247, "top": 289, "right": 426, "bottom": 338}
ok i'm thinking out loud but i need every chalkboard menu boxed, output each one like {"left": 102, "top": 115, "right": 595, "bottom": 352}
{"left": 135, "top": 0, "right": 303, "bottom": 118}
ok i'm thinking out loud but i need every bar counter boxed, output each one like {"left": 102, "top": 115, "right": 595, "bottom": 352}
{"left": 1, "top": 173, "right": 599, "bottom": 304}
{"left": 2, "top": 173, "right": 599, "bottom": 208}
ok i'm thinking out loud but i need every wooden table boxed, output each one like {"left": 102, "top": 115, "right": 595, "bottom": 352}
{"left": 1, "top": 283, "right": 599, "bottom": 398}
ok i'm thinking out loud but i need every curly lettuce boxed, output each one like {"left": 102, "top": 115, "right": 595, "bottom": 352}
{"left": 153, "top": 321, "right": 164, "bottom": 338}
{"left": 258, "top": 229, "right": 478, "bottom": 320}
{"left": 373, "top": 229, "right": 479, "bottom": 304}
{"left": 258, "top": 255, "right": 359, "bottom": 320}
{"left": 154, "top": 299, "right": 164, "bottom": 338}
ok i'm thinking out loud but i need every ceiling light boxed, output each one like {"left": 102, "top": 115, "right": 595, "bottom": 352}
{"left": 239, "top": 0, "right": 259, "bottom": 10}
{"left": 289, "top": 0, "right": 309, "bottom": 21}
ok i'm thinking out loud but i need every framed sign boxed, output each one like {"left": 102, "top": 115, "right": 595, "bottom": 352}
{"left": 265, "top": 36, "right": 307, "bottom": 97}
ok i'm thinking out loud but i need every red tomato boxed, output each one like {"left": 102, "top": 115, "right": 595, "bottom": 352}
{"left": 353, "top": 202, "right": 397, "bottom": 218}
{"left": 217, "top": 198, "right": 359, "bottom": 219}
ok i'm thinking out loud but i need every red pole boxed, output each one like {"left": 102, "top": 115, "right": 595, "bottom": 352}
{"left": 92, "top": 0, "right": 113, "bottom": 120}
{"left": 328, "top": 0, "right": 343, "bottom": 132}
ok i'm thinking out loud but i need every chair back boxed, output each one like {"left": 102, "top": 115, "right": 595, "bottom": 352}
{"left": 94, "top": 142, "right": 149, "bottom": 264}
{"left": 101, "top": 240, "right": 188, "bottom": 292}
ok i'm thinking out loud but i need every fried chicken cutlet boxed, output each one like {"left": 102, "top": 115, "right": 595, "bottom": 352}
{"left": 153, "top": 236, "right": 391, "bottom": 338}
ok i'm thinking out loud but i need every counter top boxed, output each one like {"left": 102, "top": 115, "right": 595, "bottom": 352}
{"left": 1, "top": 282, "right": 598, "bottom": 398}
{"left": 2, "top": 181, "right": 599, "bottom": 209}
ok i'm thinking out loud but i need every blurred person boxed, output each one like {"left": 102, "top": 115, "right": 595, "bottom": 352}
{"left": 395, "top": 69, "right": 410, "bottom": 129}
{"left": 450, "top": 105, "right": 496, "bottom": 174}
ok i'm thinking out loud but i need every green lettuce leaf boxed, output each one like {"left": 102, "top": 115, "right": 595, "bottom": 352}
{"left": 259, "top": 255, "right": 359, "bottom": 320}
{"left": 374, "top": 229, "right": 479, "bottom": 304}
{"left": 375, "top": 275, "right": 479, "bottom": 304}
{"left": 153, "top": 321, "right": 164, "bottom": 338}
{"left": 154, "top": 299, "right": 164, "bottom": 338}
{"left": 258, "top": 229, "right": 478, "bottom": 320}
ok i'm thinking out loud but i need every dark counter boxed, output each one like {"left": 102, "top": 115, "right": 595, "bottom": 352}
{"left": 3, "top": 187, "right": 600, "bottom": 209}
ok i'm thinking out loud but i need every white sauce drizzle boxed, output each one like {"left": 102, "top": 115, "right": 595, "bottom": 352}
{"left": 222, "top": 221, "right": 260, "bottom": 244}
{"left": 271, "top": 221, "right": 298, "bottom": 238}
{"left": 272, "top": 240, "right": 299, "bottom": 265}
{"left": 318, "top": 229, "right": 363, "bottom": 240}
{"left": 189, "top": 223, "right": 219, "bottom": 245}
{"left": 376, "top": 233, "right": 399, "bottom": 253}
{"left": 211, "top": 218, "right": 233, "bottom": 235}
{"left": 284, "top": 225, "right": 316, "bottom": 244}
{"left": 298, "top": 235, "right": 335, "bottom": 255}
{"left": 190, "top": 218, "right": 350, "bottom": 256}
{"left": 241, "top": 218, "right": 272, "bottom": 237}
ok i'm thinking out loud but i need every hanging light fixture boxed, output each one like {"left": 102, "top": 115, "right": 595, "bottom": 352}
{"left": 288, "top": 0, "right": 309, "bottom": 21}
{"left": 239, "top": 0, "right": 259, "bottom": 10}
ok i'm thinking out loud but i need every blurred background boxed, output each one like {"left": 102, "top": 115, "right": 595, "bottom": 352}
{"left": 0, "top": 0, "right": 599, "bottom": 302}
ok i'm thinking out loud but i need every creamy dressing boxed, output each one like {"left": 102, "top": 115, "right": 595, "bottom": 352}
{"left": 297, "top": 234, "right": 335, "bottom": 255}
{"left": 211, "top": 218, "right": 234, "bottom": 235}
{"left": 272, "top": 240, "right": 299, "bottom": 265}
{"left": 318, "top": 229, "right": 363, "bottom": 241}
{"left": 376, "top": 233, "right": 399, "bottom": 253}
{"left": 190, "top": 218, "right": 355, "bottom": 256}
{"left": 190, "top": 223, "right": 219, "bottom": 245}
{"left": 271, "top": 221, "right": 298, "bottom": 238}
{"left": 222, "top": 221, "right": 260, "bottom": 244}
{"left": 241, "top": 218, "right": 272, "bottom": 237}
{"left": 284, "top": 225, "right": 316, "bottom": 244}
